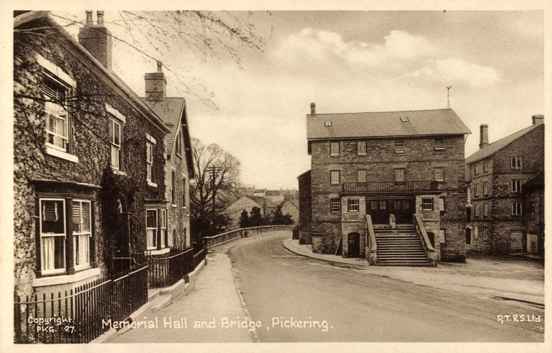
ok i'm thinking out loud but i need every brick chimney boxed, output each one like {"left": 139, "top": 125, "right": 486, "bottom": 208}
{"left": 532, "top": 114, "right": 544, "bottom": 125}
{"left": 479, "top": 124, "right": 489, "bottom": 149}
{"left": 145, "top": 61, "right": 166, "bottom": 101}
{"left": 78, "top": 11, "right": 112, "bottom": 70}
{"left": 310, "top": 102, "right": 316, "bottom": 115}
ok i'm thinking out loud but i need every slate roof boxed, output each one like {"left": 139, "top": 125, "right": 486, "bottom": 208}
{"left": 466, "top": 123, "right": 544, "bottom": 165}
{"left": 142, "top": 97, "right": 195, "bottom": 177}
{"left": 307, "top": 108, "right": 470, "bottom": 140}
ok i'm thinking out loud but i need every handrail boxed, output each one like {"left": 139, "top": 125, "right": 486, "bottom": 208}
{"left": 414, "top": 213, "right": 435, "bottom": 252}
{"left": 414, "top": 213, "right": 437, "bottom": 266}
{"left": 365, "top": 214, "right": 377, "bottom": 265}
{"left": 204, "top": 224, "right": 294, "bottom": 248}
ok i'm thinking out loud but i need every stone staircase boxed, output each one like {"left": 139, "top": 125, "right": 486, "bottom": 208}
{"left": 374, "top": 225, "right": 433, "bottom": 266}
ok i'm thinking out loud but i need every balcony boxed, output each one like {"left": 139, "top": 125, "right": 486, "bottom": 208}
{"left": 342, "top": 180, "right": 443, "bottom": 194}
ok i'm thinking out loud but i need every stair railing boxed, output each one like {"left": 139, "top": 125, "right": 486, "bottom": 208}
{"left": 414, "top": 213, "right": 438, "bottom": 266}
{"left": 366, "top": 214, "right": 377, "bottom": 265}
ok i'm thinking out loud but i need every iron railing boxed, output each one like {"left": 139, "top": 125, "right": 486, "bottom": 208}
{"left": 146, "top": 248, "right": 194, "bottom": 288}
{"left": 204, "top": 225, "right": 294, "bottom": 248}
{"left": 342, "top": 180, "right": 444, "bottom": 193}
{"left": 14, "top": 265, "right": 148, "bottom": 344}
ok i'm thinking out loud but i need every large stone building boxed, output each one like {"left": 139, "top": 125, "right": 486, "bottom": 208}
{"left": 465, "top": 115, "right": 544, "bottom": 255}
{"left": 13, "top": 11, "right": 194, "bottom": 300}
{"left": 299, "top": 103, "right": 471, "bottom": 265}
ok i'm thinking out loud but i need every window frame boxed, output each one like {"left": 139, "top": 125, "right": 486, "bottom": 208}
{"left": 394, "top": 168, "right": 405, "bottom": 183}
{"left": 347, "top": 199, "right": 360, "bottom": 213}
{"left": 512, "top": 200, "right": 523, "bottom": 216}
{"left": 357, "top": 169, "right": 367, "bottom": 183}
{"left": 160, "top": 208, "right": 168, "bottom": 249}
{"left": 39, "top": 198, "right": 67, "bottom": 275}
{"left": 511, "top": 179, "right": 522, "bottom": 193}
{"left": 357, "top": 141, "right": 367, "bottom": 156}
{"left": 511, "top": 156, "right": 523, "bottom": 170}
{"left": 110, "top": 118, "right": 122, "bottom": 171}
{"left": 330, "top": 170, "right": 341, "bottom": 185}
{"left": 330, "top": 198, "right": 341, "bottom": 214}
{"left": 422, "top": 197, "right": 434, "bottom": 211}
{"left": 146, "top": 208, "right": 158, "bottom": 250}
{"left": 175, "top": 128, "right": 183, "bottom": 158}
{"left": 483, "top": 181, "right": 489, "bottom": 196}
{"left": 146, "top": 136, "right": 157, "bottom": 186}
{"left": 71, "top": 199, "right": 92, "bottom": 271}
{"left": 329, "top": 141, "right": 340, "bottom": 157}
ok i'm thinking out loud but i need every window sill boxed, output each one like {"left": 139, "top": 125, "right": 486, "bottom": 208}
{"left": 45, "top": 146, "right": 79, "bottom": 163}
{"left": 146, "top": 248, "right": 171, "bottom": 256}
{"left": 171, "top": 204, "right": 177, "bottom": 208}
{"left": 147, "top": 180, "right": 158, "bottom": 188}
{"left": 113, "top": 169, "right": 127, "bottom": 176}
{"left": 33, "top": 267, "right": 100, "bottom": 288}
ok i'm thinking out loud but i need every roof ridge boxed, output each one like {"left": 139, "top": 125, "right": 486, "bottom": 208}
{"left": 309, "top": 108, "right": 452, "bottom": 116}
{"left": 466, "top": 123, "right": 542, "bottom": 162}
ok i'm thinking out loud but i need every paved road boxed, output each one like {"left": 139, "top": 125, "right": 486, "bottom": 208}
{"left": 228, "top": 231, "right": 544, "bottom": 342}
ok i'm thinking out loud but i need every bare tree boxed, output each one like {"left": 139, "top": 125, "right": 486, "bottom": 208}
{"left": 189, "top": 137, "right": 241, "bottom": 238}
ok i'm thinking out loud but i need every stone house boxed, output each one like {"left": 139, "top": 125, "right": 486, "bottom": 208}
{"left": 13, "top": 11, "right": 172, "bottom": 298}
{"left": 465, "top": 115, "right": 544, "bottom": 255}
{"left": 141, "top": 62, "right": 195, "bottom": 253}
{"left": 301, "top": 103, "right": 470, "bottom": 265}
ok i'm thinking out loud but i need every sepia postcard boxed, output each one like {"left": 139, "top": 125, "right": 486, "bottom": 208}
{"left": 1, "top": 1, "right": 550, "bottom": 353}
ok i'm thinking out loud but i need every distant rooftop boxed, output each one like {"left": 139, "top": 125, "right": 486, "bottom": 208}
{"left": 307, "top": 108, "right": 471, "bottom": 140}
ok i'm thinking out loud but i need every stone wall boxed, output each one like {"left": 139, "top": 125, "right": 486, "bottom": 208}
{"left": 14, "top": 19, "right": 167, "bottom": 297}
{"left": 466, "top": 124, "right": 544, "bottom": 255}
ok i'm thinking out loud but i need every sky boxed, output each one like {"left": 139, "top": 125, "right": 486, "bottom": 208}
{"left": 55, "top": 11, "right": 544, "bottom": 189}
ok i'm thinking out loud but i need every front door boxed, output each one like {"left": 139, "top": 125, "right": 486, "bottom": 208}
{"left": 347, "top": 233, "right": 360, "bottom": 257}
{"left": 368, "top": 199, "right": 388, "bottom": 224}
{"left": 367, "top": 198, "right": 413, "bottom": 224}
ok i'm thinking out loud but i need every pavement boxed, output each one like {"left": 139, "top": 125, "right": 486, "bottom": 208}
{"left": 283, "top": 238, "right": 545, "bottom": 306}
{"left": 106, "top": 249, "right": 253, "bottom": 342}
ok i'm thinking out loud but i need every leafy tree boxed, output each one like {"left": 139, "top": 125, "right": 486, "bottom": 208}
{"left": 271, "top": 204, "right": 294, "bottom": 225}
{"left": 239, "top": 209, "right": 250, "bottom": 228}
{"left": 249, "top": 206, "right": 263, "bottom": 227}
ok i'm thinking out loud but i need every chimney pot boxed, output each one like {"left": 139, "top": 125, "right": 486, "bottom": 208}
{"left": 479, "top": 124, "right": 489, "bottom": 149}
{"left": 157, "top": 60, "right": 163, "bottom": 72}
{"left": 532, "top": 114, "right": 544, "bottom": 125}
{"left": 78, "top": 11, "right": 112, "bottom": 69}
{"left": 310, "top": 102, "right": 316, "bottom": 115}
{"left": 85, "top": 11, "right": 93, "bottom": 25}
{"left": 97, "top": 11, "right": 104, "bottom": 25}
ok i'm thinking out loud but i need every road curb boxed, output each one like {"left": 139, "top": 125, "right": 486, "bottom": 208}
{"left": 282, "top": 239, "right": 369, "bottom": 270}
